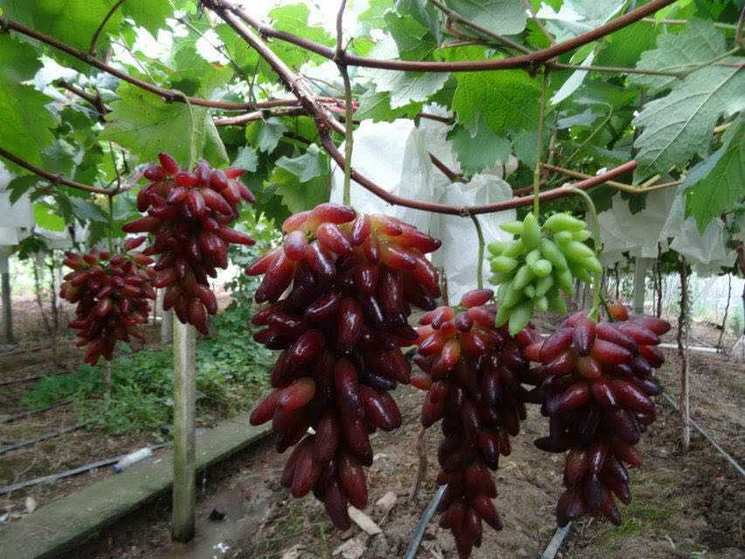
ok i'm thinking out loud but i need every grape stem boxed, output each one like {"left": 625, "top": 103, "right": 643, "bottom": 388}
{"left": 566, "top": 186, "right": 602, "bottom": 320}
{"left": 532, "top": 70, "right": 549, "bottom": 217}
{"left": 335, "top": 0, "right": 354, "bottom": 207}
{"left": 470, "top": 215, "right": 485, "bottom": 290}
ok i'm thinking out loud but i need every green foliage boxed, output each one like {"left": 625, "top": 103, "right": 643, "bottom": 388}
{"left": 0, "top": 35, "right": 56, "bottom": 167}
{"left": 444, "top": 0, "right": 526, "bottom": 36}
{"left": 453, "top": 70, "right": 541, "bottom": 136}
{"left": 23, "top": 304, "right": 274, "bottom": 433}
{"left": 684, "top": 118, "right": 745, "bottom": 231}
{"left": 633, "top": 61, "right": 745, "bottom": 178}
{"left": 101, "top": 83, "right": 227, "bottom": 167}
{"left": 630, "top": 20, "right": 726, "bottom": 93}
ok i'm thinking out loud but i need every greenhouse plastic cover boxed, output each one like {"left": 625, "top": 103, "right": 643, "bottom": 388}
{"left": 331, "top": 114, "right": 517, "bottom": 301}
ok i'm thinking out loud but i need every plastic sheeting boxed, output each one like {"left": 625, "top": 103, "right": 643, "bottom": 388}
{"left": 598, "top": 188, "right": 676, "bottom": 264}
{"left": 1, "top": 163, "right": 34, "bottom": 246}
{"left": 598, "top": 187, "right": 735, "bottom": 273}
{"left": 330, "top": 115, "right": 517, "bottom": 301}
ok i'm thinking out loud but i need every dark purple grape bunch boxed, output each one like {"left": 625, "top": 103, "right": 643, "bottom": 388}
{"left": 412, "top": 289, "right": 539, "bottom": 558}
{"left": 523, "top": 303, "right": 671, "bottom": 527}
{"left": 123, "top": 153, "right": 256, "bottom": 334}
{"left": 246, "top": 203, "right": 441, "bottom": 530}
{"left": 60, "top": 240, "right": 155, "bottom": 365}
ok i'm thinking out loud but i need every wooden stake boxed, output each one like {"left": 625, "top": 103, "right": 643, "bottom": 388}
{"left": 161, "top": 290, "right": 173, "bottom": 344}
{"left": 677, "top": 258, "right": 690, "bottom": 451}
{"left": 1, "top": 252, "right": 15, "bottom": 345}
{"left": 172, "top": 320, "right": 196, "bottom": 542}
{"left": 632, "top": 257, "right": 648, "bottom": 315}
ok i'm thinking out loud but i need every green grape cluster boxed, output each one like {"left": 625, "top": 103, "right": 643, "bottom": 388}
{"left": 487, "top": 212, "right": 602, "bottom": 335}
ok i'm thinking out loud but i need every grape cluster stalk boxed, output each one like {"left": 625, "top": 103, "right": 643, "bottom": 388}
{"left": 246, "top": 203, "right": 442, "bottom": 529}
{"left": 523, "top": 303, "right": 671, "bottom": 526}
{"left": 60, "top": 240, "right": 155, "bottom": 365}
{"left": 123, "top": 153, "right": 256, "bottom": 334}
{"left": 412, "top": 289, "right": 539, "bottom": 558}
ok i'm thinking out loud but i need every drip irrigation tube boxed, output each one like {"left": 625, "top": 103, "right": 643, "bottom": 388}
{"left": 540, "top": 524, "right": 573, "bottom": 559}
{"left": 0, "top": 400, "right": 72, "bottom": 424}
{"left": 403, "top": 484, "right": 447, "bottom": 559}
{"left": 659, "top": 392, "right": 745, "bottom": 478}
{"left": 0, "top": 444, "right": 167, "bottom": 496}
{"left": 0, "top": 423, "right": 89, "bottom": 456}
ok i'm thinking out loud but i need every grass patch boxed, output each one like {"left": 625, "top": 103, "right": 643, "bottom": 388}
{"left": 245, "top": 500, "right": 332, "bottom": 559}
{"left": 594, "top": 488, "right": 677, "bottom": 550}
{"left": 22, "top": 303, "right": 273, "bottom": 434}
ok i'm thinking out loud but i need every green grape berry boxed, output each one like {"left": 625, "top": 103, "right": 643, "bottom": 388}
{"left": 487, "top": 211, "right": 600, "bottom": 332}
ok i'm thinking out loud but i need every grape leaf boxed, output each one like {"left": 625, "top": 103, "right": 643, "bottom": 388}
{"left": 630, "top": 20, "right": 726, "bottom": 93}
{"left": 269, "top": 4, "right": 334, "bottom": 69}
{"left": 444, "top": 0, "right": 527, "bottom": 36}
{"left": 8, "top": 176, "right": 41, "bottom": 204}
{"left": 268, "top": 167, "right": 330, "bottom": 213}
{"left": 633, "top": 60, "right": 745, "bottom": 178}
{"left": 170, "top": 36, "right": 232, "bottom": 98}
{"left": 232, "top": 146, "right": 259, "bottom": 173}
{"left": 395, "top": 0, "right": 442, "bottom": 43}
{"left": 0, "top": 0, "right": 123, "bottom": 54}
{"left": 247, "top": 118, "right": 288, "bottom": 154}
{"left": 100, "top": 83, "right": 215, "bottom": 167}
{"left": 356, "top": 88, "right": 423, "bottom": 121}
{"left": 276, "top": 144, "right": 327, "bottom": 183}
{"left": 34, "top": 201, "right": 66, "bottom": 231}
{"left": 70, "top": 197, "right": 108, "bottom": 223}
{"left": 453, "top": 70, "right": 540, "bottom": 135}
{"left": 450, "top": 122, "right": 511, "bottom": 176}
{"left": 371, "top": 70, "right": 450, "bottom": 109}
{"left": 684, "top": 118, "right": 745, "bottom": 230}
{"left": 595, "top": 19, "right": 658, "bottom": 68}
{"left": 121, "top": 0, "right": 173, "bottom": 34}
{"left": 385, "top": 11, "right": 436, "bottom": 61}
{"left": 216, "top": 24, "right": 260, "bottom": 71}
{"left": 0, "top": 35, "right": 56, "bottom": 167}
{"left": 359, "top": 0, "right": 393, "bottom": 32}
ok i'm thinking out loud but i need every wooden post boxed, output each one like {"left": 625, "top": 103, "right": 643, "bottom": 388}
{"left": 632, "top": 257, "right": 648, "bottom": 315}
{"left": 161, "top": 298, "right": 174, "bottom": 345}
{"left": 717, "top": 274, "right": 731, "bottom": 351}
{"left": 1, "top": 252, "right": 14, "bottom": 345}
{"left": 172, "top": 319, "right": 196, "bottom": 542}
{"left": 677, "top": 258, "right": 690, "bottom": 451}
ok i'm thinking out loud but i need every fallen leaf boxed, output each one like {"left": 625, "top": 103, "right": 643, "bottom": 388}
{"left": 333, "top": 537, "right": 366, "bottom": 559}
{"left": 281, "top": 544, "right": 304, "bottom": 559}
{"left": 375, "top": 491, "right": 397, "bottom": 515}
{"left": 25, "top": 496, "right": 37, "bottom": 514}
{"left": 348, "top": 506, "right": 382, "bottom": 535}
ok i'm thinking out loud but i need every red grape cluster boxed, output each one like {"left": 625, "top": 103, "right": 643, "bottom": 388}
{"left": 246, "top": 204, "right": 441, "bottom": 530}
{"left": 523, "top": 303, "right": 670, "bottom": 526}
{"left": 60, "top": 240, "right": 156, "bottom": 365}
{"left": 123, "top": 153, "right": 255, "bottom": 334}
{"left": 412, "top": 289, "right": 538, "bottom": 558}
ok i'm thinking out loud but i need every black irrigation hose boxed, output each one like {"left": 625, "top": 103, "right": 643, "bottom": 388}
{"left": 0, "top": 400, "right": 72, "bottom": 424}
{"left": 0, "top": 444, "right": 168, "bottom": 496}
{"left": 0, "top": 423, "right": 89, "bottom": 456}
